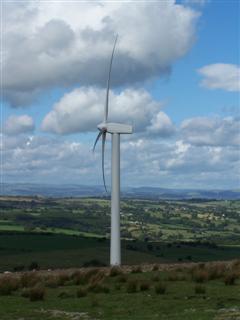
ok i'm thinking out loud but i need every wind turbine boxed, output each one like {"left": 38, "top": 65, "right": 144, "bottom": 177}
{"left": 93, "top": 36, "right": 133, "bottom": 266}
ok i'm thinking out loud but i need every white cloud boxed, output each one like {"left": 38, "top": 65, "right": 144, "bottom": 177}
{"left": 3, "top": 1, "right": 199, "bottom": 107}
{"left": 41, "top": 87, "right": 175, "bottom": 136}
{"left": 198, "top": 63, "right": 240, "bottom": 92}
{"left": 3, "top": 115, "right": 35, "bottom": 135}
{"left": 147, "top": 111, "right": 175, "bottom": 136}
{"left": 181, "top": 116, "right": 240, "bottom": 146}
{"left": 2, "top": 125, "right": 240, "bottom": 189}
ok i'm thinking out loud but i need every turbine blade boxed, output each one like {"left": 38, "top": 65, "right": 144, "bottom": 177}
{"left": 92, "top": 131, "right": 102, "bottom": 152}
{"left": 102, "top": 131, "right": 107, "bottom": 193}
{"left": 104, "top": 35, "right": 118, "bottom": 123}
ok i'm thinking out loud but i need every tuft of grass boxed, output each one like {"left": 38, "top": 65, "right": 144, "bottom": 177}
{"left": 126, "top": 280, "right": 138, "bottom": 293}
{"left": 117, "top": 275, "right": 127, "bottom": 283}
{"left": 71, "top": 271, "right": 86, "bottom": 285}
{"left": 45, "top": 276, "right": 59, "bottom": 288}
{"left": 152, "top": 264, "right": 159, "bottom": 271}
{"left": 87, "top": 283, "right": 110, "bottom": 294}
{"left": 155, "top": 282, "right": 166, "bottom": 294}
{"left": 114, "top": 283, "right": 122, "bottom": 290}
{"left": 29, "top": 285, "right": 46, "bottom": 301}
{"left": 207, "top": 264, "right": 226, "bottom": 280}
{"left": 76, "top": 287, "right": 88, "bottom": 298}
{"left": 84, "top": 268, "right": 100, "bottom": 281}
{"left": 194, "top": 284, "right": 206, "bottom": 294}
{"left": 90, "top": 297, "right": 99, "bottom": 307}
{"left": 109, "top": 267, "right": 122, "bottom": 277}
{"left": 140, "top": 281, "right": 150, "bottom": 291}
{"left": 167, "top": 272, "right": 178, "bottom": 281}
{"left": 131, "top": 266, "right": 142, "bottom": 274}
{"left": 58, "top": 291, "right": 73, "bottom": 299}
{"left": 56, "top": 272, "right": 70, "bottom": 286}
{"left": 224, "top": 273, "right": 238, "bottom": 286}
{"left": 192, "top": 270, "right": 208, "bottom": 283}
{"left": 0, "top": 276, "right": 19, "bottom": 295}
{"left": 89, "top": 271, "right": 105, "bottom": 285}
{"left": 167, "top": 272, "right": 186, "bottom": 281}
{"left": 21, "top": 288, "right": 30, "bottom": 298}
{"left": 151, "top": 275, "right": 160, "bottom": 282}
{"left": 20, "top": 272, "right": 41, "bottom": 288}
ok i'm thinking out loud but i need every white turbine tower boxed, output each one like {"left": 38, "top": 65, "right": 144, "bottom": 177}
{"left": 93, "top": 36, "right": 133, "bottom": 266}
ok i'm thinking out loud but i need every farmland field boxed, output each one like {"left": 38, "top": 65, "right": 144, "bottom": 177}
{"left": 0, "top": 196, "right": 239, "bottom": 271}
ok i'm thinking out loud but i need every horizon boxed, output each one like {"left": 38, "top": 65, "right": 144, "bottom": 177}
{"left": 2, "top": 181, "right": 240, "bottom": 192}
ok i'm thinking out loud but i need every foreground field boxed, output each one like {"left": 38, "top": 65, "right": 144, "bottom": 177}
{"left": 0, "top": 261, "right": 239, "bottom": 320}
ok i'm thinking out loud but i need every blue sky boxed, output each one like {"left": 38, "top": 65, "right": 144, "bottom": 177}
{"left": 2, "top": 0, "right": 240, "bottom": 189}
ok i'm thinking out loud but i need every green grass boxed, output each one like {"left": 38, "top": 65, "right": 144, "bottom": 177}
{"left": 0, "top": 264, "right": 239, "bottom": 320}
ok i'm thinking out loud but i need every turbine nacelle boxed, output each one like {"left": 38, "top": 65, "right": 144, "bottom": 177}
{"left": 98, "top": 122, "right": 133, "bottom": 134}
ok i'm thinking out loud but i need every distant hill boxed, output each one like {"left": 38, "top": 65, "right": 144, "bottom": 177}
{"left": 1, "top": 183, "right": 240, "bottom": 200}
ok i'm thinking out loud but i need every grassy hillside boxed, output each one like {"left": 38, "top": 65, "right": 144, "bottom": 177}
{"left": 0, "top": 261, "right": 239, "bottom": 320}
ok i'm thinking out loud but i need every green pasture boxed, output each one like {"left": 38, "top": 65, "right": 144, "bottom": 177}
{"left": 0, "top": 266, "right": 239, "bottom": 320}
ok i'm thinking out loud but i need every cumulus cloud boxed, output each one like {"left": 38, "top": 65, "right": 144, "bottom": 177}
{"left": 2, "top": 134, "right": 97, "bottom": 184}
{"left": 3, "top": 115, "right": 35, "bottom": 135}
{"left": 3, "top": 1, "right": 199, "bottom": 107}
{"left": 2, "top": 131, "right": 239, "bottom": 189}
{"left": 41, "top": 87, "right": 175, "bottom": 137}
{"left": 198, "top": 63, "right": 240, "bottom": 92}
{"left": 180, "top": 116, "right": 240, "bottom": 146}
{"left": 147, "top": 111, "right": 175, "bottom": 136}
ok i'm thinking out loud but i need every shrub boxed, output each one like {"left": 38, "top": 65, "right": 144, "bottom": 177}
{"left": 126, "top": 280, "right": 138, "bottom": 293}
{"left": 131, "top": 266, "right": 142, "bottom": 274}
{"left": 109, "top": 267, "right": 122, "bottom": 277}
{"left": 20, "top": 272, "right": 41, "bottom": 288}
{"left": 0, "top": 276, "right": 19, "bottom": 295}
{"left": 224, "top": 273, "right": 237, "bottom": 286}
{"left": 194, "top": 284, "right": 206, "bottom": 294}
{"left": 77, "top": 287, "right": 88, "bottom": 298}
{"left": 29, "top": 285, "right": 45, "bottom": 301}
{"left": 140, "top": 281, "right": 150, "bottom": 291}
{"left": 155, "top": 282, "right": 166, "bottom": 294}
